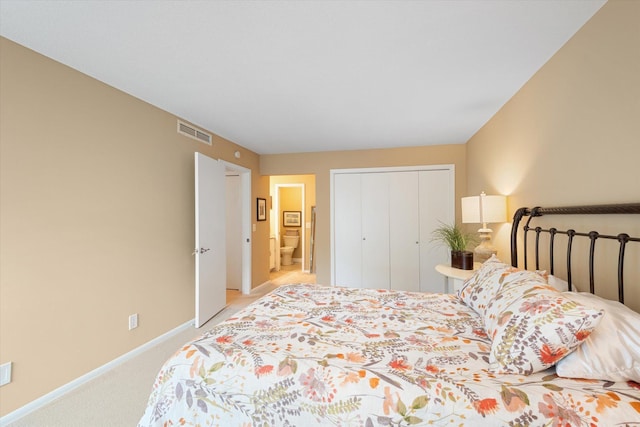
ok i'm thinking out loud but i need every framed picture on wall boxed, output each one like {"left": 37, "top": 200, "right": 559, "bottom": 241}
{"left": 283, "top": 211, "right": 301, "bottom": 227}
{"left": 257, "top": 198, "right": 267, "bottom": 221}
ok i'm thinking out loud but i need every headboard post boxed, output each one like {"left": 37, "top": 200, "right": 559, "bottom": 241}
{"left": 616, "top": 233, "right": 630, "bottom": 304}
{"left": 548, "top": 228, "right": 557, "bottom": 275}
{"left": 566, "top": 230, "right": 576, "bottom": 292}
{"left": 510, "top": 207, "right": 529, "bottom": 267}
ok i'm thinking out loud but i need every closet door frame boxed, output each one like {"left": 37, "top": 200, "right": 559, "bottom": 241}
{"left": 330, "top": 164, "right": 455, "bottom": 287}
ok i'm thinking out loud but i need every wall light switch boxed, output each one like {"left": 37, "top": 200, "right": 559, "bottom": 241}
{"left": 0, "top": 362, "right": 12, "bottom": 386}
{"left": 129, "top": 313, "right": 138, "bottom": 330}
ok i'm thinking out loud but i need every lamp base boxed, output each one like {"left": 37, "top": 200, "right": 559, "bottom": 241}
{"left": 474, "top": 230, "right": 497, "bottom": 263}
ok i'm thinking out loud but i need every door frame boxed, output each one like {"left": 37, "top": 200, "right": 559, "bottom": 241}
{"left": 329, "top": 164, "right": 455, "bottom": 286}
{"left": 220, "top": 160, "right": 252, "bottom": 295}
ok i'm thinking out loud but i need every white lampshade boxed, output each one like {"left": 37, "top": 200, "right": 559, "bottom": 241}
{"left": 461, "top": 192, "right": 507, "bottom": 226}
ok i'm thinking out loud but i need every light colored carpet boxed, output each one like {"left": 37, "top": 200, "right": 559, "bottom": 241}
{"left": 270, "top": 269, "right": 316, "bottom": 286}
{"left": 5, "top": 269, "right": 315, "bottom": 427}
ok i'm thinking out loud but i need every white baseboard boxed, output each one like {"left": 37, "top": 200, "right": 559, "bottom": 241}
{"left": 0, "top": 319, "right": 194, "bottom": 426}
{"left": 251, "top": 280, "right": 276, "bottom": 293}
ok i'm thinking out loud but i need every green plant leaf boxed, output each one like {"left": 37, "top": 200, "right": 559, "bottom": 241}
{"left": 430, "top": 221, "right": 476, "bottom": 252}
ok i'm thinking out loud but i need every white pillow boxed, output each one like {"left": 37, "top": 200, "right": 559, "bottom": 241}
{"left": 555, "top": 292, "right": 640, "bottom": 382}
{"left": 547, "top": 275, "right": 569, "bottom": 292}
{"left": 533, "top": 272, "right": 569, "bottom": 292}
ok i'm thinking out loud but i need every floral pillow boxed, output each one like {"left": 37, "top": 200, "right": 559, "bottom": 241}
{"left": 486, "top": 286, "right": 604, "bottom": 375}
{"left": 457, "top": 255, "right": 553, "bottom": 319}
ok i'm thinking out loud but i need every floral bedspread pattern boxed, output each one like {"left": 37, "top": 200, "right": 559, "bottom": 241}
{"left": 138, "top": 284, "right": 640, "bottom": 426}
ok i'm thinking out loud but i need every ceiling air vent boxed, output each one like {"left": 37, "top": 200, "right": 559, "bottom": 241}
{"left": 177, "top": 120, "right": 212, "bottom": 145}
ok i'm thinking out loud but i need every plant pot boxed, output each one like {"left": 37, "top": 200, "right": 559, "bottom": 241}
{"left": 451, "top": 250, "right": 474, "bottom": 270}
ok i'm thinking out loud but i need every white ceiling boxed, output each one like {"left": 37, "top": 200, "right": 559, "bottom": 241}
{"left": 0, "top": 0, "right": 606, "bottom": 155}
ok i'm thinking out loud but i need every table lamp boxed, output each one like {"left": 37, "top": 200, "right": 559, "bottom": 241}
{"left": 461, "top": 192, "right": 507, "bottom": 263}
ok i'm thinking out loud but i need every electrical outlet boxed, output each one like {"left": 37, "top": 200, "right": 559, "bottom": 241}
{"left": 0, "top": 362, "right": 12, "bottom": 386}
{"left": 128, "top": 313, "right": 138, "bottom": 330}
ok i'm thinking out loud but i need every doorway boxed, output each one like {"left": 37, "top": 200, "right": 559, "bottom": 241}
{"left": 221, "top": 161, "right": 252, "bottom": 298}
{"left": 268, "top": 175, "right": 317, "bottom": 285}
{"left": 273, "top": 183, "right": 305, "bottom": 275}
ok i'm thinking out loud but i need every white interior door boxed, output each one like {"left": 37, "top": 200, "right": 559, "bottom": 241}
{"left": 361, "top": 173, "right": 390, "bottom": 289}
{"left": 389, "top": 171, "right": 420, "bottom": 291}
{"left": 195, "top": 152, "right": 226, "bottom": 328}
{"left": 333, "top": 173, "right": 362, "bottom": 287}
{"left": 419, "top": 169, "right": 454, "bottom": 293}
{"left": 332, "top": 165, "right": 454, "bottom": 291}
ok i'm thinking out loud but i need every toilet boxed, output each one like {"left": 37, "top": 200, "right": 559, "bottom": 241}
{"left": 280, "top": 229, "right": 299, "bottom": 266}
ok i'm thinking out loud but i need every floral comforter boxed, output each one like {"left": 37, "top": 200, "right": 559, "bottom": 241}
{"left": 138, "top": 284, "right": 640, "bottom": 426}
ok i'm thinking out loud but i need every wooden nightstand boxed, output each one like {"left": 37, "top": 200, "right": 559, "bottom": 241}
{"left": 435, "top": 263, "right": 481, "bottom": 294}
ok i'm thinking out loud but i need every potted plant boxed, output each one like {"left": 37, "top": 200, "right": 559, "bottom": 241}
{"left": 431, "top": 222, "right": 476, "bottom": 270}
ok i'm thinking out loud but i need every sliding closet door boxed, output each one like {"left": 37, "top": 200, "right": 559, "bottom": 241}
{"left": 389, "top": 171, "right": 420, "bottom": 291}
{"left": 334, "top": 173, "right": 362, "bottom": 287}
{"left": 332, "top": 165, "right": 454, "bottom": 291}
{"left": 419, "top": 169, "right": 454, "bottom": 293}
{"left": 361, "top": 173, "right": 390, "bottom": 289}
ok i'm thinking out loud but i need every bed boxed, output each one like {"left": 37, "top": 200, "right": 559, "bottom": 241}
{"left": 138, "top": 203, "right": 640, "bottom": 426}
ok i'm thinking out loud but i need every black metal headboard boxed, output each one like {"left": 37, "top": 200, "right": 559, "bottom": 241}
{"left": 510, "top": 203, "right": 640, "bottom": 304}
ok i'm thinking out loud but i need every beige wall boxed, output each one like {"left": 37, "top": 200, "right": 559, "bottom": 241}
{"left": 270, "top": 175, "right": 317, "bottom": 270}
{"left": 466, "top": 0, "right": 640, "bottom": 310}
{"left": 0, "top": 37, "right": 270, "bottom": 415}
{"left": 261, "top": 145, "right": 467, "bottom": 284}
